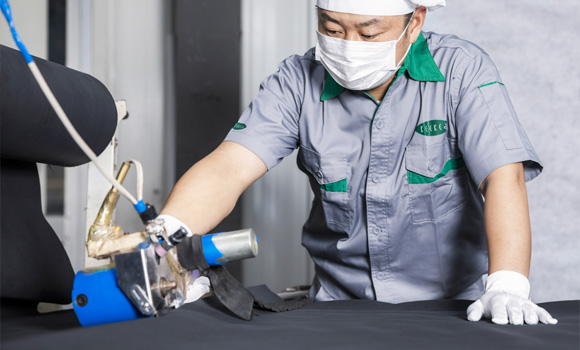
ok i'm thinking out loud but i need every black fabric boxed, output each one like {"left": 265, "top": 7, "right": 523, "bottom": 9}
{"left": 249, "top": 285, "right": 312, "bottom": 312}
{"left": 178, "top": 235, "right": 254, "bottom": 320}
{"left": 208, "top": 266, "right": 254, "bottom": 320}
{"left": 1, "top": 299, "right": 578, "bottom": 350}
{"left": 0, "top": 160, "right": 75, "bottom": 304}
{"left": 178, "top": 240, "right": 307, "bottom": 319}
{"left": 0, "top": 298, "right": 80, "bottom": 341}
{"left": 0, "top": 45, "right": 117, "bottom": 166}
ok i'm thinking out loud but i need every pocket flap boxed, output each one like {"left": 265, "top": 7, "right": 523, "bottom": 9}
{"left": 405, "top": 139, "right": 461, "bottom": 179}
{"left": 299, "top": 147, "right": 347, "bottom": 185}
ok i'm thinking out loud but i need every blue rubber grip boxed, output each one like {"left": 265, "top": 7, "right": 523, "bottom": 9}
{"left": 202, "top": 233, "right": 226, "bottom": 266}
{"left": 133, "top": 200, "right": 147, "bottom": 213}
{"left": 72, "top": 268, "right": 144, "bottom": 327}
{"left": 1, "top": 0, "right": 34, "bottom": 64}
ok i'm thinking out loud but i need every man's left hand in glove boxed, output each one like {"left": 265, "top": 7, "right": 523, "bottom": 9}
{"left": 467, "top": 270, "right": 558, "bottom": 325}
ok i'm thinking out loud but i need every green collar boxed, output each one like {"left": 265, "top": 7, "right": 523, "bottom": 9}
{"left": 320, "top": 32, "right": 445, "bottom": 101}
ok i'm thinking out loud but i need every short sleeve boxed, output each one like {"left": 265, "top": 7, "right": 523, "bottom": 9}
{"left": 224, "top": 55, "right": 304, "bottom": 170}
{"left": 454, "top": 52, "right": 542, "bottom": 187}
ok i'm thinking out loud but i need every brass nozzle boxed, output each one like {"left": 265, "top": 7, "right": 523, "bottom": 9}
{"left": 87, "top": 162, "right": 132, "bottom": 240}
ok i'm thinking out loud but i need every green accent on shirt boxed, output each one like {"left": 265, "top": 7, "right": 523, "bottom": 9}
{"left": 416, "top": 120, "right": 447, "bottom": 136}
{"left": 320, "top": 73, "right": 346, "bottom": 101}
{"left": 363, "top": 91, "right": 379, "bottom": 104}
{"left": 320, "top": 178, "right": 347, "bottom": 193}
{"left": 320, "top": 32, "right": 445, "bottom": 101}
{"left": 407, "top": 158, "right": 465, "bottom": 184}
{"left": 400, "top": 32, "right": 446, "bottom": 83}
{"left": 478, "top": 81, "right": 505, "bottom": 88}
{"left": 297, "top": 158, "right": 348, "bottom": 193}
{"left": 233, "top": 122, "right": 247, "bottom": 130}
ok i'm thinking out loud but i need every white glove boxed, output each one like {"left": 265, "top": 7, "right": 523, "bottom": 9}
{"left": 466, "top": 270, "right": 558, "bottom": 325}
{"left": 157, "top": 214, "right": 193, "bottom": 237}
{"left": 185, "top": 276, "right": 211, "bottom": 304}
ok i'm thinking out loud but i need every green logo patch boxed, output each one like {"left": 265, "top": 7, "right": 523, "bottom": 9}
{"left": 416, "top": 120, "right": 446, "bottom": 136}
{"left": 233, "top": 122, "right": 247, "bottom": 130}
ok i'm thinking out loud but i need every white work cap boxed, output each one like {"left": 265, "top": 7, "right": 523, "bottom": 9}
{"left": 316, "top": 0, "right": 446, "bottom": 16}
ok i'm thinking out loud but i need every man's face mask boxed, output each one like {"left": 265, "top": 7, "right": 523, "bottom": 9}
{"left": 315, "top": 11, "right": 415, "bottom": 91}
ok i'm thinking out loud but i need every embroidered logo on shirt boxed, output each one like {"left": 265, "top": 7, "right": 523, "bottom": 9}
{"left": 233, "top": 122, "right": 247, "bottom": 130}
{"left": 416, "top": 120, "right": 446, "bottom": 136}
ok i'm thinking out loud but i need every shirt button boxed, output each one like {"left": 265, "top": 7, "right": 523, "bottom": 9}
{"left": 372, "top": 228, "right": 379, "bottom": 235}
{"left": 375, "top": 120, "right": 384, "bottom": 129}
{"left": 376, "top": 272, "right": 387, "bottom": 280}
{"left": 371, "top": 176, "right": 379, "bottom": 183}
{"left": 316, "top": 171, "right": 323, "bottom": 178}
{"left": 428, "top": 162, "right": 435, "bottom": 172}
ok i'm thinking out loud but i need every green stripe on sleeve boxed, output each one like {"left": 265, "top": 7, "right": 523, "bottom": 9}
{"left": 407, "top": 158, "right": 465, "bottom": 184}
{"left": 478, "top": 81, "right": 504, "bottom": 88}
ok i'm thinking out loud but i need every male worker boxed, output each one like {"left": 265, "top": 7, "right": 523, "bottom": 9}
{"left": 160, "top": 0, "right": 557, "bottom": 325}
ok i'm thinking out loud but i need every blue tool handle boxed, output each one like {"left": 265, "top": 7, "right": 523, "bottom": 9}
{"left": 202, "top": 229, "right": 258, "bottom": 266}
{"left": 72, "top": 268, "right": 144, "bottom": 327}
{"left": 202, "top": 234, "right": 226, "bottom": 266}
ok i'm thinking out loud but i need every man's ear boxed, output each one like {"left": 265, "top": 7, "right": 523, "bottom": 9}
{"left": 409, "top": 6, "right": 427, "bottom": 44}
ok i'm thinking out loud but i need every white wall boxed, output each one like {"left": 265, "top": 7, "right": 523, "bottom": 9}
{"left": 422, "top": 0, "right": 579, "bottom": 303}
{"left": 65, "top": 0, "right": 172, "bottom": 270}
{"left": 0, "top": 0, "right": 48, "bottom": 58}
{"left": 88, "top": 0, "right": 172, "bottom": 235}
{"left": 240, "top": 0, "right": 318, "bottom": 292}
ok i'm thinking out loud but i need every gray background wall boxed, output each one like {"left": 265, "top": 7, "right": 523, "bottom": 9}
{"left": 422, "top": 0, "right": 580, "bottom": 302}
{"left": 239, "top": 0, "right": 318, "bottom": 293}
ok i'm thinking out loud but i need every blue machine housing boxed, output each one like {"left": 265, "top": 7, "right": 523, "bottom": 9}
{"left": 72, "top": 268, "right": 145, "bottom": 327}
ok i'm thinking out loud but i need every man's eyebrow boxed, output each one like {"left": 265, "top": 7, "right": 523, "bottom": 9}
{"left": 355, "top": 18, "right": 384, "bottom": 28}
{"left": 319, "top": 11, "right": 341, "bottom": 25}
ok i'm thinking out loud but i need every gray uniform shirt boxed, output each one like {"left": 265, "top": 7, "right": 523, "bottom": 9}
{"left": 225, "top": 32, "right": 542, "bottom": 303}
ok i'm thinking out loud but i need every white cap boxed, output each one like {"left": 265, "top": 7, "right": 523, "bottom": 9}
{"left": 316, "top": 0, "right": 445, "bottom": 16}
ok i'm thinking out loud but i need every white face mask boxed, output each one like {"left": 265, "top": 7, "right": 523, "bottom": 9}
{"left": 315, "top": 12, "right": 414, "bottom": 91}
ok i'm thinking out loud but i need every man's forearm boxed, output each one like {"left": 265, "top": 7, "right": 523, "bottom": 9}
{"left": 469, "top": 163, "right": 558, "bottom": 325}
{"left": 161, "top": 141, "right": 267, "bottom": 235}
{"left": 480, "top": 162, "right": 531, "bottom": 277}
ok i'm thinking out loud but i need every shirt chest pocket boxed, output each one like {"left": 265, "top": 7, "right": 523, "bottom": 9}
{"left": 299, "top": 146, "right": 352, "bottom": 232}
{"left": 405, "top": 139, "right": 469, "bottom": 224}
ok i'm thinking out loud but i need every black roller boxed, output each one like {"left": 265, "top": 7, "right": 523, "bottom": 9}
{"left": 0, "top": 45, "right": 118, "bottom": 166}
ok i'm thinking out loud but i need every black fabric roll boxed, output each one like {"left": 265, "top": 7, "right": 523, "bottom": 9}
{"left": 0, "top": 159, "right": 74, "bottom": 304}
{"left": 0, "top": 45, "right": 117, "bottom": 166}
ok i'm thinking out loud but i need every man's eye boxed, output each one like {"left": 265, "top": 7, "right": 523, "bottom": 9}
{"left": 361, "top": 34, "right": 378, "bottom": 39}
{"left": 325, "top": 29, "right": 341, "bottom": 36}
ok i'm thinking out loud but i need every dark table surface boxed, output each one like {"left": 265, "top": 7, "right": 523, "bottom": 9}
{"left": 2, "top": 297, "right": 578, "bottom": 350}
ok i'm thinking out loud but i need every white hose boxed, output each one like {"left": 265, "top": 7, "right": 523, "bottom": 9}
{"left": 126, "top": 159, "right": 144, "bottom": 201}
{"left": 28, "top": 62, "right": 139, "bottom": 205}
